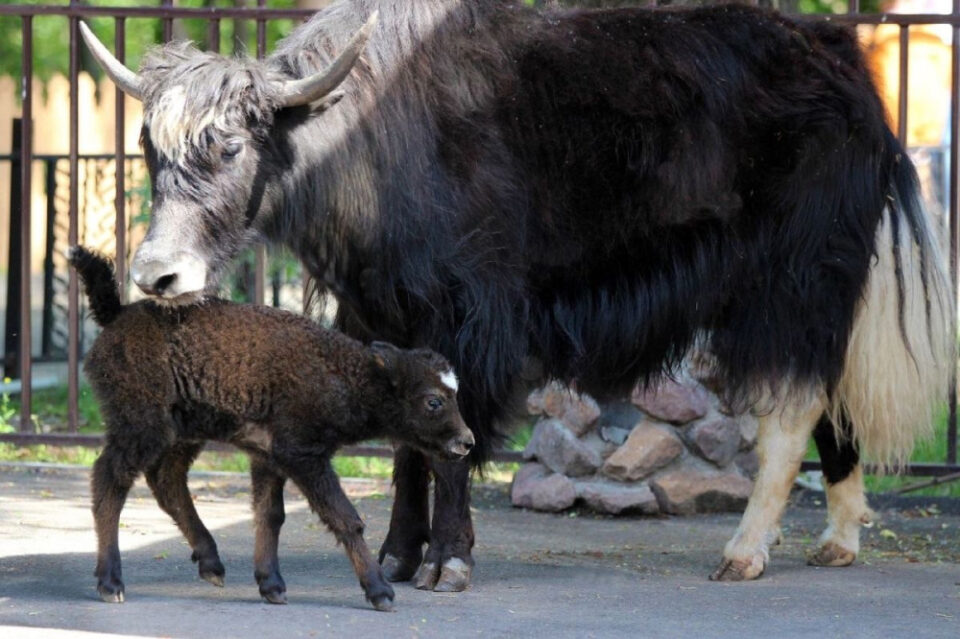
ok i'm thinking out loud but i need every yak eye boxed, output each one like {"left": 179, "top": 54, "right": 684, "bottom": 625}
{"left": 221, "top": 140, "right": 243, "bottom": 160}
{"left": 426, "top": 397, "right": 444, "bottom": 411}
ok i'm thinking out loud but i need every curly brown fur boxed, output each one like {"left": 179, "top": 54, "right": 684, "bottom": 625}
{"left": 70, "top": 246, "right": 473, "bottom": 610}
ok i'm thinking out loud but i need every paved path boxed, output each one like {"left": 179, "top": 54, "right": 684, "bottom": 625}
{"left": 0, "top": 465, "right": 957, "bottom": 638}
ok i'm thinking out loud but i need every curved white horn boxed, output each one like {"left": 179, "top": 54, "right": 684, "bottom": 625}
{"left": 279, "top": 11, "right": 378, "bottom": 108}
{"left": 79, "top": 21, "right": 143, "bottom": 100}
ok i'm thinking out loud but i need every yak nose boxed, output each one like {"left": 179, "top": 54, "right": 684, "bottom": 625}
{"left": 130, "top": 252, "right": 207, "bottom": 299}
{"left": 132, "top": 260, "right": 177, "bottom": 296}
{"left": 447, "top": 431, "right": 475, "bottom": 458}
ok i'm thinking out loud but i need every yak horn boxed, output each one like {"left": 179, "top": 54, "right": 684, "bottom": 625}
{"left": 279, "top": 11, "right": 378, "bottom": 108}
{"left": 79, "top": 21, "right": 143, "bottom": 101}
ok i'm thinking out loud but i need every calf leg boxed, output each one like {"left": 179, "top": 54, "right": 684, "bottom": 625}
{"left": 414, "top": 457, "right": 474, "bottom": 592}
{"left": 144, "top": 442, "right": 225, "bottom": 587}
{"left": 250, "top": 456, "right": 288, "bottom": 604}
{"left": 711, "top": 391, "right": 825, "bottom": 581}
{"left": 91, "top": 441, "right": 154, "bottom": 602}
{"left": 379, "top": 445, "right": 430, "bottom": 582}
{"left": 284, "top": 458, "right": 394, "bottom": 611}
{"left": 808, "top": 414, "right": 873, "bottom": 567}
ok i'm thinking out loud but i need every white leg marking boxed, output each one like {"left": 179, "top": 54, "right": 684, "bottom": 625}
{"left": 808, "top": 465, "right": 873, "bottom": 567}
{"left": 712, "top": 391, "right": 825, "bottom": 581}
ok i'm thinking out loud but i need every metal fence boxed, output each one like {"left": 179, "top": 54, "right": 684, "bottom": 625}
{"left": 0, "top": 1, "right": 957, "bottom": 473}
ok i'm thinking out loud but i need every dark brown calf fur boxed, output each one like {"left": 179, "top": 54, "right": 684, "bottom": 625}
{"left": 69, "top": 246, "right": 473, "bottom": 611}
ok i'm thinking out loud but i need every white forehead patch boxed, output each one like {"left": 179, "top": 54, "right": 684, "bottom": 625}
{"left": 146, "top": 84, "right": 229, "bottom": 164}
{"left": 440, "top": 370, "right": 459, "bottom": 393}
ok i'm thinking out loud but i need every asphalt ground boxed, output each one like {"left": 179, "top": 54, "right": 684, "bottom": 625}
{"left": 0, "top": 464, "right": 957, "bottom": 638}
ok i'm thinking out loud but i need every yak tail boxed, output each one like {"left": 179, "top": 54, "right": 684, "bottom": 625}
{"left": 67, "top": 246, "right": 123, "bottom": 327}
{"left": 830, "top": 136, "right": 955, "bottom": 470}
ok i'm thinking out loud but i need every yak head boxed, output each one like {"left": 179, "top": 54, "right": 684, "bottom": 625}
{"left": 79, "top": 15, "right": 376, "bottom": 302}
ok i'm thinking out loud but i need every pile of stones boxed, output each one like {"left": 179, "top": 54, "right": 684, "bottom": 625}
{"left": 512, "top": 362, "right": 759, "bottom": 516}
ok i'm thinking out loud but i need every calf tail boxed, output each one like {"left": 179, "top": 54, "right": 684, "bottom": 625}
{"left": 67, "top": 246, "right": 123, "bottom": 327}
{"left": 831, "top": 137, "right": 954, "bottom": 470}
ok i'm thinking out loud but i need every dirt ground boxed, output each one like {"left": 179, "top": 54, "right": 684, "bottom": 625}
{"left": 0, "top": 464, "right": 957, "bottom": 638}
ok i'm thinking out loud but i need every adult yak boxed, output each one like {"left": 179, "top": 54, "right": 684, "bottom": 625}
{"left": 81, "top": 1, "right": 951, "bottom": 591}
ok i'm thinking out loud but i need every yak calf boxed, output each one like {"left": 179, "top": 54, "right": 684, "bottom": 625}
{"left": 69, "top": 246, "right": 474, "bottom": 611}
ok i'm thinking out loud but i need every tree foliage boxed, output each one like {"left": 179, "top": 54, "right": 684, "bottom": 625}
{"left": 0, "top": 0, "right": 301, "bottom": 82}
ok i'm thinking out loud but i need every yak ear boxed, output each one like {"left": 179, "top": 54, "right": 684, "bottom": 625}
{"left": 370, "top": 341, "right": 403, "bottom": 387}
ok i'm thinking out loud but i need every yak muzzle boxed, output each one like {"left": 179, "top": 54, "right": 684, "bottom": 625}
{"left": 130, "top": 251, "right": 207, "bottom": 299}
{"left": 446, "top": 431, "right": 475, "bottom": 458}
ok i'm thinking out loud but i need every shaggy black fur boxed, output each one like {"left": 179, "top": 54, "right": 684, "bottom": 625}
{"left": 70, "top": 246, "right": 473, "bottom": 610}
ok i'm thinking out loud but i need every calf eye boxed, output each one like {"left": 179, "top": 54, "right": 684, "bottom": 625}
{"left": 427, "top": 397, "right": 444, "bottom": 411}
{"left": 221, "top": 140, "right": 243, "bottom": 161}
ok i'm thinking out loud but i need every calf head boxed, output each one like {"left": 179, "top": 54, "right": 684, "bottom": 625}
{"left": 79, "top": 15, "right": 377, "bottom": 302}
{"left": 370, "top": 342, "right": 474, "bottom": 460}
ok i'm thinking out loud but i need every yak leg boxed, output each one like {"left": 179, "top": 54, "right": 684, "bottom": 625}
{"left": 92, "top": 430, "right": 165, "bottom": 603}
{"left": 250, "top": 456, "right": 288, "bottom": 603}
{"left": 283, "top": 458, "right": 394, "bottom": 611}
{"left": 711, "top": 391, "right": 824, "bottom": 581}
{"left": 144, "top": 442, "right": 225, "bottom": 587}
{"left": 379, "top": 445, "right": 431, "bottom": 582}
{"left": 808, "top": 414, "right": 873, "bottom": 567}
{"left": 414, "top": 456, "right": 474, "bottom": 592}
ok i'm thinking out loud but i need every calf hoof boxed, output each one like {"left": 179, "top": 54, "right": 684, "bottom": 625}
{"left": 369, "top": 594, "right": 395, "bottom": 612}
{"left": 380, "top": 553, "right": 419, "bottom": 583}
{"left": 97, "top": 581, "right": 125, "bottom": 603}
{"left": 192, "top": 550, "right": 226, "bottom": 587}
{"left": 256, "top": 572, "right": 287, "bottom": 604}
{"left": 365, "top": 581, "right": 395, "bottom": 612}
{"left": 807, "top": 541, "right": 856, "bottom": 567}
{"left": 709, "top": 555, "right": 766, "bottom": 582}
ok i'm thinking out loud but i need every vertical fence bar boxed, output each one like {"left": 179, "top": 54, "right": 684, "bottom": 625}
{"left": 208, "top": 18, "right": 221, "bottom": 53}
{"left": 5, "top": 120, "right": 23, "bottom": 381}
{"left": 254, "top": 0, "right": 267, "bottom": 306}
{"left": 19, "top": 19, "right": 33, "bottom": 430}
{"left": 68, "top": 15, "right": 80, "bottom": 433}
{"left": 848, "top": 0, "right": 860, "bottom": 13}
{"left": 42, "top": 159, "right": 56, "bottom": 358}
{"left": 114, "top": 18, "right": 127, "bottom": 301}
{"left": 948, "top": 1, "right": 960, "bottom": 465}
{"left": 898, "top": 25, "right": 910, "bottom": 146}
{"left": 162, "top": 0, "right": 173, "bottom": 42}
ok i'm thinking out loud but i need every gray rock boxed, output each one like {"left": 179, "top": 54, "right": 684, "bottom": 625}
{"left": 523, "top": 418, "right": 603, "bottom": 477}
{"left": 686, "top": 416, "right": 741, "bottom": 467}
{"left": 527, "top": 382, "right": 601, "bottom": 436}
{"left": 734, "top": 449, "right": 760, "bottom": 479}
{"left": 596, "top": 401, "right": 644, "bottom": 445}
{"left": 576, "top": 479, "right": 660, "bottom": 515}
{"left": 738, "top": 414, "right": 759, "bottom": 450}
{"left": 601, "top": 422, "right": 684, "bottom": 482}
{"left": 650, "top": 468, "right": 753, "bottom": 515}
{"left": 510, "top": 463, "right": 576, "bottom": 512}
{"left": 631, "top": 377, "right": 710, "bottom": 424}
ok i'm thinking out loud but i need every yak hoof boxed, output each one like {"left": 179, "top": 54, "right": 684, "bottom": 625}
{"left": 709, "top": 555, "right": 765, "bottom": 582}
{"left": 381, "top": 553, "right": 418, "bottom": 583}
{"left": 434, "top": 558, "right": 471, "bottom": 592}
{"left": 98, "top": 586, "right": 125, "bottom": 603}
{"left": 413, "top": 561, "right": 440, "bottom": 590}
{"left": 807, "top": 541, "right": 856, "bottom": 567}
{"left": 261, "top": 590, "right": 288, "bottom": 605}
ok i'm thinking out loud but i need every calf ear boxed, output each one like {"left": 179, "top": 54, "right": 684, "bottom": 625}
{"left": 370, "top": 341, "right": 402, "bottom": 387}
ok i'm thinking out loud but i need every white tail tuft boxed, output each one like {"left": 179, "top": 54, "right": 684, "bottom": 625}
{"left": 831, "top": 206, "right": 954, "bottom": 470}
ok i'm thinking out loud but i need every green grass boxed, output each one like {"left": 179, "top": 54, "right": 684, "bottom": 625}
{"left": 1, "top": 382, "right": 103, "bottom": 433}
